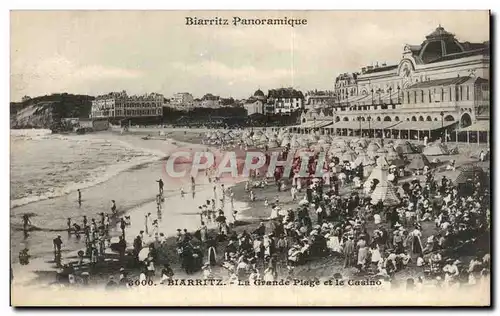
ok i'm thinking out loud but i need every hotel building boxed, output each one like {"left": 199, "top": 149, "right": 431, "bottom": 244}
{"left": 91, "top": 91, "right": 164, "bottom": 119}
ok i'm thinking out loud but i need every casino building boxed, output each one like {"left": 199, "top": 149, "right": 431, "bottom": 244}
{"left": 298, "top": 26, "right": 490, "bottom": 144}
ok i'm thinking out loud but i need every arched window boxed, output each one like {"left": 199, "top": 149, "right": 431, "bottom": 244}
{"left": 426, "top": 116, "right": 432, "bottom": 121}
{"left": 418, "top": 116, "right": 424, "bottom": 121}
{"left": 395, "top": 116, "right": 400, "bottom": 121}
{"left": 434, "top": 118, "right": 438, "bottom": 121}
{"left": 376, "top": 116, "right": 381, "bottom": 121}
{"left": 343, "top": 117, "right": 349, "bottom": 121}
{"left": 411, "top": 116, "right": 417, "bottom": 121}
{"left": 384, "top": 116, "right": 392, "bottom": 121}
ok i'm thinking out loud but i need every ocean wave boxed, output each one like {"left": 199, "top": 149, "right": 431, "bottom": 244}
{"left": 10, "top": 154, "right": 162, "bottom": 209}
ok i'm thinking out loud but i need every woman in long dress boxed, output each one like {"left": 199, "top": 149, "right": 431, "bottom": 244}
{"left": 326, "top": 231, "right": 342, "bottom": 253}
{"left": 410, "top": 227, "right": 424, "bottom": 257}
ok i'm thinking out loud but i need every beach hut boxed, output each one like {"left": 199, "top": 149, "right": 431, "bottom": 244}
{"left": 407, "top": 153, "right": 430, "bottom": 170}
{"left": 423, "top": 143, "right": 449, "bottom": 156}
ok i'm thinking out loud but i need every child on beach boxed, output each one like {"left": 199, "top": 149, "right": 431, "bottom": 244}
{"left": 111, "top": 200, "right": 117, "bottom": 215}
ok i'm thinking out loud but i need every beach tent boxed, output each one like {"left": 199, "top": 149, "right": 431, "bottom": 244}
{"left": 364, "top": 165, "right": 386, "bottom": 187}
{"left": 376, "top": 156, "right": 390, "bottom": 167}
{"left": 367, "top": 142, "right": 380, "bottom": 152}
{"left": 387, "top": 157, "right": 406, "bottom": 168}
{"left": 281, "top": 138, "right": 291, "bottom": 147}
{"left": 395, "top": 141, "right": 419, "bottom": 155}
{"left": 341, "top": 151, "right": 357, "bottom": 162}
{"left": 371, "top": 180, "right": 401, "bottom": 206}
{"left": 386, "top": 148, "right": 400, "bottom": 161}
{"left": 454, "top": 165, "right": 487, "bottom": 185}
{"left": 407, "top": 153, "right": 430, "bottom": 170}
{"left": 423, "top": 143, "right": 449, "bottom": 156}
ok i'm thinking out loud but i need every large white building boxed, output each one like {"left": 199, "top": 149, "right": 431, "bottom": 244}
{"left": 91, "top": 91, "right": 164, "bottom": 119}
{"left": 171, "top": 92, "right": 194, "bottom": 108}
{"left": 298, "top": 26, "right": 490, "bottom": 143}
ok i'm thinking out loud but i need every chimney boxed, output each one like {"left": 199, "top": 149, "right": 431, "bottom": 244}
{"left": 375, "top": 62, "right": 379, "bottom": 68}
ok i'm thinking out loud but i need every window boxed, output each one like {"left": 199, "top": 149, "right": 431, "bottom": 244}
{"left": 429, "top": 90, "right": 432, "bottom": 103}
{"left": 421, "top": 90, "right": 424, "bottom": 103}
{"left": 466, "top": 86, "right": 470, "bottom": 100}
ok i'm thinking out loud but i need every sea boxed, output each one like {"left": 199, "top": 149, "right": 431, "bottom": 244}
{"left": 10, "top": 129, "right": 248, "bottom": 276}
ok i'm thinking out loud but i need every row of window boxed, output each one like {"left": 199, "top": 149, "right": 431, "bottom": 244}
{"left": 404, "top": 85, "right": 488, "bottom": 104}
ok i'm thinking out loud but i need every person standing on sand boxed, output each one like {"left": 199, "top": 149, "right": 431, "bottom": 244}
{"left": 53, "top": 235, "right": 63, "bottom": 260}
{"left": 77, "top": 189, "right": 82, "bottom": 206}
{"left": 156, "top": 178, "right": 164, "bottom": 195}
{"left": 120, "top": 218, "right": 126, "bottom": 238}
{"left": 111, "top": 200, "right": 117, "bottom": 215}
{"left": 343, "top": 235, "right": 354, "bottom": 268}
{"left": 145, "top": 213, "right": 151, "bottom": 235}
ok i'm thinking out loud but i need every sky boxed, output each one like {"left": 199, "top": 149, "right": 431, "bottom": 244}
{"left": 10, "top": 10, "right": 489, "bottom": 102}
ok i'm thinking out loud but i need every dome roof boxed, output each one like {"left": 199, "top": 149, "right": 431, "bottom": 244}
{"left": 254, "top": 89, "right": 265, "bottom": 97}
{"left": 426, "top": 25, "right": 454, "bottom": 40}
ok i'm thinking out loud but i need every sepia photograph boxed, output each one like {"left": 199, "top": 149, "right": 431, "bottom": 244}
{"left": 9, "top": 10, "right": 491, "bottom": 306}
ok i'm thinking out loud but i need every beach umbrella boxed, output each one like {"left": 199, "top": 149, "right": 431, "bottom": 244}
{"left": 138, "top": 247, "right": 150, "bottom": 261}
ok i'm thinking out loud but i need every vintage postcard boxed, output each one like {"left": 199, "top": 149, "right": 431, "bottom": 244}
{"left": 10, "top": 10, "right": 491, "bottom": 306}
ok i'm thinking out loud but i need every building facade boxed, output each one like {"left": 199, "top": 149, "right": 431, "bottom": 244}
{"left": 302, "top": 26, "right": 489, "bottom": 131}
{"left": 244, "top": 89, "right": 266, "bottom": 115}
{"left": 171, "top": 92, "right": 194, "bottom": 108}
{"left": 267, "top": 88, "right": 305, "bottom": 115}
{"left": 91, "top": 91, "right": 164, "bottom": 119}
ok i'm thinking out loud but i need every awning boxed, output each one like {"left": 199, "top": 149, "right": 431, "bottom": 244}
{"left": 299, "top": 121, "right": 333, "bottom": 128}
{"left": 390, "top": 121, "right": 457, "bottom": 131}
{"left": 370, "top": 121, "right": 401, "bottom": 129}
{"left": 459, "top": 120, "right": 490, "bottom": 132}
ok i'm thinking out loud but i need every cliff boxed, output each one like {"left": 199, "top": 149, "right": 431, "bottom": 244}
{"left": 10, "top": 93, "right": 95, "bottom": 129}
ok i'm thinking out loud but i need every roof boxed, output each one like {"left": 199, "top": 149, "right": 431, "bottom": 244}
{"left": 253, "top": 89, "right": 265, "bottom": 97}
{"left": 363, "top": 65, "right": 398, "bottom": 74}
{"left": 268, "top": 88, "right": 304, "bottom": 99}
{"left": 460, "top": 120, "right": 490, "bottom": 132}
{"left": 426, "top": 26, "right": 454, "bottom": 40}
{"left": 407, "top": 76, "right": 472, "bottom": 89}
{"left": 299, "top": 121, "right": 333, "bottom": 128}
{"left": 428, "top": 48, "right": 489, "bottom": 64}
{"left": 390, "top": 120, "right": 456, "bottom": 131}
